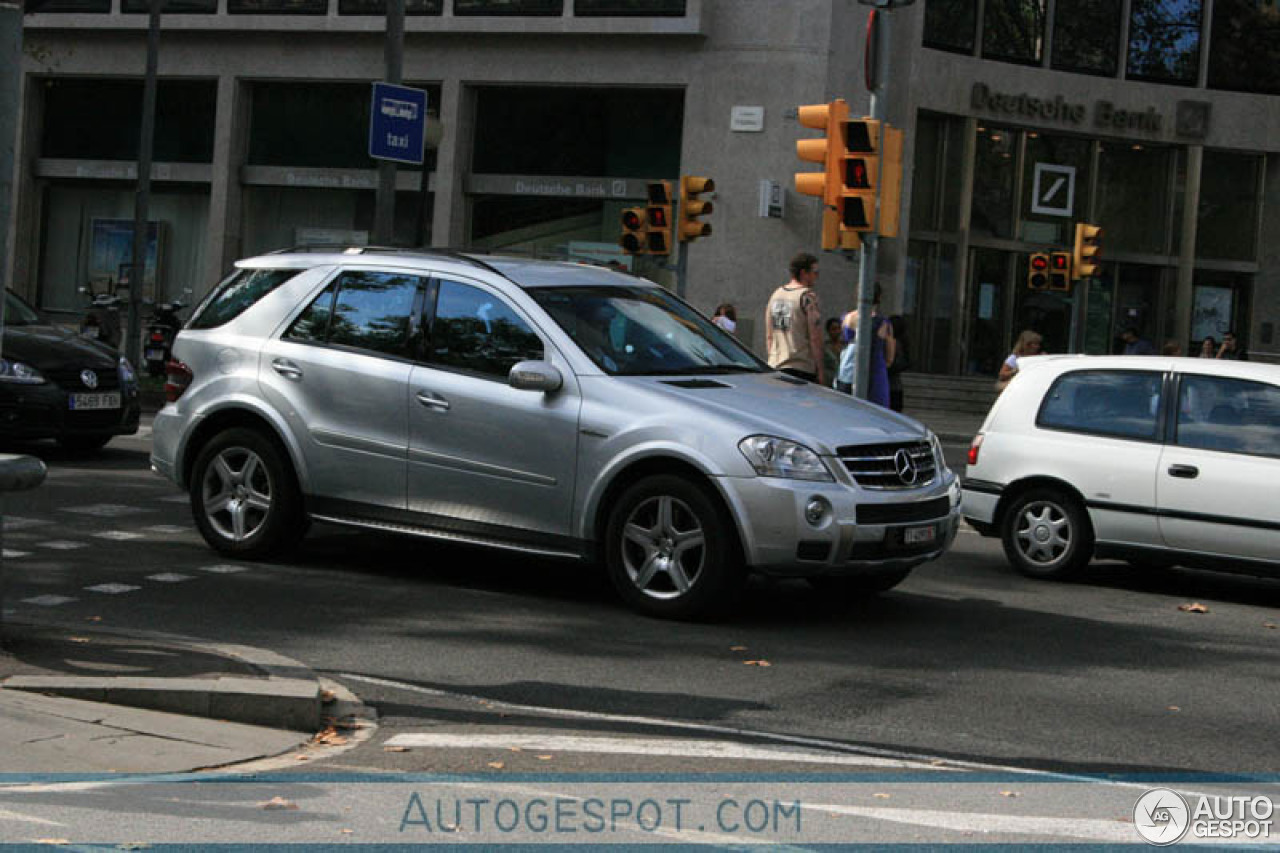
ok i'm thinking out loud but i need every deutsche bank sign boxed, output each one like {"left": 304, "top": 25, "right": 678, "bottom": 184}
{"left": 369, "top": 82, "right": 428, "bottom": 165}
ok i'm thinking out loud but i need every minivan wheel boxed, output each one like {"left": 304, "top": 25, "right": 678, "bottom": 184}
{"left": 604, "top": 474, "right": 743, "bottom": 619}
{"left": 190, "top": 427, "right": 303, "bottom": 560}
{"left": 1001, "top": 488, "right": 1093, "bottom": 580}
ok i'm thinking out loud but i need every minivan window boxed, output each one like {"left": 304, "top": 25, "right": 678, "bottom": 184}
{"left": 1037, "top": 369, "right": 1164, "bottom": 440}
{"left": 1175, "top": 374, "right": 1280, "bottom": 457}
{"left": 187, "top": 267, "right": 302, "bottom": 330}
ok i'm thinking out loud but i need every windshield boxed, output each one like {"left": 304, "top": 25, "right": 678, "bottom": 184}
{"left": 4, "top": 291, "right": 44, "bottom": 327}
{"left": 529, "top": 285, "right": 767, "bottom": 377}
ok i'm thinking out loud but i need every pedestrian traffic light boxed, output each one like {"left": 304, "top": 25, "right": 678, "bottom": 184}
{"left": 841, "top": 117, "right": 881, "bottom": 234}
{"left": 1049, "top": 252, "right": 1072, "bottom": 291}
{"left": 678, "top": 176, "right": 714, "bottom": 242}
{"left": 644, "top": 181, "right": 672, "bottom": 255}
{"left": 796, "top": 98, "right": 850, "bottom": 250}
{"left": 1028, "top": 252, "right": 1049, "bottom": 290}
{"left": 1073, "top": 223, "right": 1103, "bottom": 280}
{"left": 620, "top": 207, "right": 647, "bottom": 255}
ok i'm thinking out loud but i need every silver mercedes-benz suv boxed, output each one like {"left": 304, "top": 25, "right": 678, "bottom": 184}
{"left": 151, "top": 249, "right": 960, "bottom": 617}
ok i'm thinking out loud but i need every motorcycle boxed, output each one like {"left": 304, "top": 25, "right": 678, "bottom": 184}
{"left": 144, "top": 299, "right": 186, "bottom": 377}
{"left": 78, "top": 284, "right": 124, "bottom": 350}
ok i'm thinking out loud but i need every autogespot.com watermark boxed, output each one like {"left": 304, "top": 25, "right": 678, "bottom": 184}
{"left": 1134, "top": 788, "right": 1275, "bottom": 845}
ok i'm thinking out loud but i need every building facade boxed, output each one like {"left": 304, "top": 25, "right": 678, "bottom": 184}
{"left": 9, "top": 0, "right": 1278, "bottom": 373}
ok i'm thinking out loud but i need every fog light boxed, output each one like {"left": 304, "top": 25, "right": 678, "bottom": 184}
{"left": 804, "top": 498, "right": 828, "bottom": 526}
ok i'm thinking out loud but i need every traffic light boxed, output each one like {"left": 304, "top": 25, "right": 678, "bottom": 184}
{"left": 1049, "top": 252, "right": 1072, "bottom": 291}
{"left": 678, "top": 176, "right": 714, "bottom": 242}
{"left": 1073, "top": 223, "right": 1103, "bottom": 280}
{"left": 841, "top": 118, "right": 881, "bottom": 233}
{"left": 620, "top": 207, "right": 647, "bottom": 255}
{"left": 644, "top": 180, "right": 672, "bottom": 255}
{"left": 796, "top": 98, "right": 850, "bottom": 250}
{"left": 1028, "top": 252, "right": 1049, "bottom": 290}
{"left": 878, "top": 125, "right": 905, "bottom": 238}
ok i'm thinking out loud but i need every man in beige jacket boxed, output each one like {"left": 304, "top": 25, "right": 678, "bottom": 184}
{"left": 765, "top": 252, "right": 825, "bottom": 385}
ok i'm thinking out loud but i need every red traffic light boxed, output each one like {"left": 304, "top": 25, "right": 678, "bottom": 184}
{"left": 1050, "top": 253, "right": 1069, "bottom": 271}
{"left": 1030, "top": 254, "right": 1049, "bottom": 272}
{"left": 622, "top": 210, "right": 643, "bottom": 230}
{"left": 646, "top": 206, "right": 668, "bottom": 228}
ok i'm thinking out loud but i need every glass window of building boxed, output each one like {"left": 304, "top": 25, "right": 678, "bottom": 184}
{"left": 338, "top": 0, "right": 441, "bottom": 13}
{"left": 1126, "top": 0, "right": 1202, "bottom": 85}
{"left": 454, "top": 0, "right": 562, "bottom": 14}
{"left": 1052, "top": 0, "right": 1121, "bottom": 75}
{"left": 1196, "top": 151, "right": 1261, "bottom": 261}
{"left": 982, "top": 0, "right": 1047, "bottom": 65}
{"left": 910, "top": 113, "right": 966, "bottom": 234}
{"left": 923, "top": 0, "right": 977, "bottom": 53}
{"left": 229, "top": 0, "right": 326, "bottom": 11}
{"left": 968, "top": 249, "right": 1011, "bottom": 377}
{"left": 41, "top": 80, "right": 216, "bottom": 163}
{"left": 1021, "top": 132, "right": 1091, "bottom": 245}
{"left": 1191, "top": 272, "right": 1249, "bottom": 349}
{"left": 1209, "top": 0, "right": 1280, "bottom": 94}
{"left": 24, "top": 0, "right": 108, "bottom": 10}
{"left": 971, "top": 125, "right": 1017, "bottom": 239}
{"left": 575, "top": 0, "right": 685, "bottom": 14}
{"left": 1095, "top": 143, "right": 1173, "bottom": 255}
{"left": 122, "top": 0, "right": 215, "bottom": 11}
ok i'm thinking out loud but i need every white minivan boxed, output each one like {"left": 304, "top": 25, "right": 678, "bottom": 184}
{"left": 962, "top": 355, "right": 1280, "bottom": 580}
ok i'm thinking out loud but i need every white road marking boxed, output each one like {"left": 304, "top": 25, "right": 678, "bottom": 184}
{"left": 382, "top": 733, "right": 918, "bottom": 767}
{"left": 810, "top": 803, "right": 1135, "bottom": 843}
{"left": 20, "top": 595, "right": 77, "bottom": 606}
{"left": 142, "top": 524, "right": 190, "bottom": 534}
{"left": 158, "top": 494, "right": 190, "bottom": 504}
{"left": 92, "top": 531, "right": 145, "bottom": 541}
{"left": 146, "top": 573, "right": 194, "bottom": 583}
{"left": 61, "top": 503, "right": 146, "bottom": 517}
{"left": 37, "top": 540, "right": 88, "bottom": 551}
{"left": 83, "top": 583, "right": 141, "bottom": 594}
{"left": 2, "top": 549, "right": 31, "bottom": 558}
{"left": 0, "top": 807, "right": 62, "bottom": 826}
{"left": 2, "top": 516, "right": 53, "bottom": 531}
{"left": 200, "top": 564, "right": 248, "bottom": 574}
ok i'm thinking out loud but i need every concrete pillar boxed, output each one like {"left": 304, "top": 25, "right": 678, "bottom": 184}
{"left": 430, "top": 78, "right": 471, "bottom": 248}
{"left": 1175, "top": 145, "right": 1203, "bottom": 348}
{"left": 205, "top": 76, "right": 247, "bottom": 285}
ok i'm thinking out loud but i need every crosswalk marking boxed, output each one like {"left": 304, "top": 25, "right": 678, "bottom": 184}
{"left": 146, "top": 573, "right": 194, "bottom": 583}
{"left": 37, "top": 540, "right": 88, "bottom": 551}
{"left": 2, "top": 516, "right": 53, "bottom": 531}
{"left": 93, "top": 530, "right": 146, "bottom": 541}
{"left": 3, "top": 549, "right": 31, "bottom": 559}
{"left": 83, "top": 583, "right": 141, "bottom": 594}
{"left": 200, "top": 564, "right": 249, "bottom": 574}
{"left": 142, "top": 524, "right": 191, "bottom": 534}
{"left": 20, "top": 595, "right": 77, "bottom": 606}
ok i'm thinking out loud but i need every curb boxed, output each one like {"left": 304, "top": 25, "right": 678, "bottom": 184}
{"left": 1, "top": 621, "right": 332, "bottom": 732}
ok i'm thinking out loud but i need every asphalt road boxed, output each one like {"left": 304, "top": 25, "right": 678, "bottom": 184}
{"left": 3, "top": 428, "right": 1278, "bottom": 778}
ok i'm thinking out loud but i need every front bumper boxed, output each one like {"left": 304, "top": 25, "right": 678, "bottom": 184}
{"left": 0, "top": 382, "right": 140, "bottom": 441}
{"left": 718, "top": 471, "right": 962, "bottom": 578}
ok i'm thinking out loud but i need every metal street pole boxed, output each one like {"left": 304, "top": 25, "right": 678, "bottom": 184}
{"left": 374, "top": 0, "right": 405, "bottom": 245}
{"left": 0, "top": 0, "right": 21, "bottom": 632}
{"left": 127, "top": 0, "right": 161, "bottom": 369}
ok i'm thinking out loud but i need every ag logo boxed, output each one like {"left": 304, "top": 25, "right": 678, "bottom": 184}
{"left": 1134, "top": 788, "right": 1190, "bottom": 845}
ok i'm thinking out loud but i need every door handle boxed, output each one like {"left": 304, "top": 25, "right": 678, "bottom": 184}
{"left": 416, "top": 390, "right": 451, "bottom": 411}
{"left": 1168, "top": 464, "right": 1199, "bottom": 479}
{"left": 271, "top": 359, "right": 303, "bottom": 381}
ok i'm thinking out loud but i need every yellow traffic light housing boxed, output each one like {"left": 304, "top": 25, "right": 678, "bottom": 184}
{"left": 796, "top": 99, "right": 850, "bottom": 250}
{"left": 841, "top": 118, "right": 881, "bottom": 234}
{"left": 878, "top": 125, "right": 905, "bottom": 238}
{"left": 1073, "top": 223, "right": 1103, "bottom": 279}
{"left": 1028, "top": 252, "right": 1050, "bottom": 290}
{"left": 1049, "top": 252, "right": 1072, "bottom": 291}
{"left": 620, "top": 206, "right": 647, "bottom": 255}
{"left": 644, "top": 180, "right": 672, "bottom": 256}
{"left": 679, "top": 176, "right": 715, "bottom": 242}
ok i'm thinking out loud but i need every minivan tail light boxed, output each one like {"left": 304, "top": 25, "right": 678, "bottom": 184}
{"left": 165, "top": 359, "right": 193, "bottom": 403}
{"left": 967, "top": 433, "right": 984, "bottom": 467}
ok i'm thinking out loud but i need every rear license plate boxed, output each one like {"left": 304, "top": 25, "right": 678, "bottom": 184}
{"left": 903, "top": 524, "right": 937, "bottom": 545}
{"left": 145, "top": 348, "right": 165, "bottom": 361}
{"left": 69, "top": 392, "right": 121, "bottom": 411}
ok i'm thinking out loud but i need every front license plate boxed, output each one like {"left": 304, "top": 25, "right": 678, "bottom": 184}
{"left": 69, "top": 392, "right": 121, "bottom": 411}
{"left": 903, "top": 524, "right": 937, "bottom": 545}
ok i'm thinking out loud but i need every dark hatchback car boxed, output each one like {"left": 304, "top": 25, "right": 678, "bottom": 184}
{"left": 1, "top": 290, "right": 140, "bottom": 450}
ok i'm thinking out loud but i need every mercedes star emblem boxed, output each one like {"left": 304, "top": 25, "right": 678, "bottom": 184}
{"left": 894, "top": 447, "right": 918, "bottom": 485}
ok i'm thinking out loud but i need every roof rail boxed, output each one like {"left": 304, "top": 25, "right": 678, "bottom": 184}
{"left": 265, "top": 244, "right": 403, "bottom": 255}
{"left": 259, "top": 244, "right": 517, "bottom": 282}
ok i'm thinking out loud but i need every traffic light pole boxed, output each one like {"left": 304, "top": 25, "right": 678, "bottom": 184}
{"left": 851, "top": 6, "right": 893, "bottom": 402}
{"left": 675, "top": 240, "right": 689, "bottom": 299}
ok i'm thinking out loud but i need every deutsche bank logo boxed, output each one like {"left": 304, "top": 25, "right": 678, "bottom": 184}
{"left": 1134, "top": 789, "right": 1190, "bottom": 845}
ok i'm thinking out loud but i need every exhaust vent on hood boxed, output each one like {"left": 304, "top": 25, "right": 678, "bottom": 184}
{"left": 660, "top": 379, "right": 731, "bottom": 389}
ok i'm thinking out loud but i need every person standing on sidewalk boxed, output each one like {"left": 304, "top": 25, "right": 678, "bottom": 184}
{"left": 766, "top": 252, "right": 825, "bottom": 385}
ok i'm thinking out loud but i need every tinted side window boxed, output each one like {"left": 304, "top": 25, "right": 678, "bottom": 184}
{"left": 1037, "top": 370, "right": 1163, "bottom": 440}
{"left": 325, "top": 271, "right": 421, "bottom": 357}
{"left": 283, "top": 283, "right": 337, "bottom": 343}
{"left": 188, "top": 267, "right": 302, "bottom": 330}
{"left": 429, "top": 280, "right": 544, "bottom": 379}
{"left": 1175, "top": 375, "right": 1280, "bottom": 457}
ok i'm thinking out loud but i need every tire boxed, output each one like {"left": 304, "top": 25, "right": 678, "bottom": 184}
{"left": 1000, "top": 487, "right": 1093, "bottom": 580}
{"left": 603, "top": 474, "right": 744, "bottom": 619}
{"left": 808, "top": 566, "right": 913, "bottom": 597}
{"left": 190, "top": 427, "right": 304, "bottom": 560}
{"left": 57, "top": 434, "right": 113, "bottom": 452}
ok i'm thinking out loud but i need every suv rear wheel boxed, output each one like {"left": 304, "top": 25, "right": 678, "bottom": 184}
{"left": 1001, "top": 487, "right": 1093, "bottom": 580}
{"left": 190, "top": 427, "right": 304, "bottom": 560}
{"left": 604, "top": 474, "right": 743, "bottom": 619}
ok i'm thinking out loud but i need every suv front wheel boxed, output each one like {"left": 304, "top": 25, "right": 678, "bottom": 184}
{"left": 1001, "top": 487, "right": 1093, "bottom": 580}
{"left": 190, "top": 427, "right": 304, "bottom": 560}
{"left": 604, "top": 474, "right": 743, "bottom": 619}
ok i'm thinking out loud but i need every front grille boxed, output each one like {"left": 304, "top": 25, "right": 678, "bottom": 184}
{"left": 46, "top": 366, "right": 121, "bottom": 392}
{"left": 839, "top": 440, "right": 937, "bottom": 490}
{"left": 858, "top": 496, "right": 950, "bottom": 525}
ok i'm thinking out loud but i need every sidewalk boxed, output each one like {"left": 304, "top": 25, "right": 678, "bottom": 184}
{"left": 0, "top": 620, "right": 364, "bottom": 774}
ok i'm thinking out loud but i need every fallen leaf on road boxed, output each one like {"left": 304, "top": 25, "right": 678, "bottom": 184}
{"left": 487, "top": 761, "right": 505, "bottom": 769}
{"left": 319, "top": 689, "right": 336, "bottom": 703}
{"left": 1178, "top": 602, "right": 1209, "bottom": 613}
{"left": 1168, "top": 706, "right": 1181, "bottom": 712}
{"left": 85, "top": 616, "right": 102, "bottom": 622}
{"left": 69, "top": 637, "right": 91, "bottom": 644}
{"left": 1265, "top": 623, "right": 1277, "bottom": 630}
{"left": 259, "top": 796, "right": 298, "bottom": 811}
{"left": 730, "top": 645, "right": 748, "bottom": 651}
{"left": 537, "top": 754, "right": 554, "bottom": 761}
{"left": 929, "top": 759, "right": 946, "bottom": 766}
{"left": 384, "top": 746, "right": 410, "bottom": 753}
{"left": 508, "top": 746, "right": 523, "bottom": 753}
{"left": 873, "top": 793, "right": 890, "bottom": 800}
{"left": 340, "top": 829, "right": 353, "bottom": 835}
{"left": 312, "top": 726, "right": 348, "bottom": 746}
{"left": 294, "top": 754, "right": 309, "bottom": 761}
{"left": 1000, "top": 791, "right": 1020, "bottom": 798}
{"left": 744, "top": 660, "right": 772, "bottom": 667}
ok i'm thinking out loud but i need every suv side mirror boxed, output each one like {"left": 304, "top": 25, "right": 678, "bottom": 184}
{"left": 508, "top": 360, "right": 563, "bottom": 393}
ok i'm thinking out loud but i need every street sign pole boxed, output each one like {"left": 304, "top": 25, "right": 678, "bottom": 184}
{"left": 374, "top": 0, "right": 405, "bottom": 245}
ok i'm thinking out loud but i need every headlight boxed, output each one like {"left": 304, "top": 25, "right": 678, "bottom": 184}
{"left": 118, "top": 356, "right": 138, "bottom": 387}
{"left": 738, "top": 435, "right": 833, "bottom": 482}
{"left": 0, "top": 358, "right": 45, "bottom": 385}
{"left": 930, "top": 432, "right": 946, "bottom": 469}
